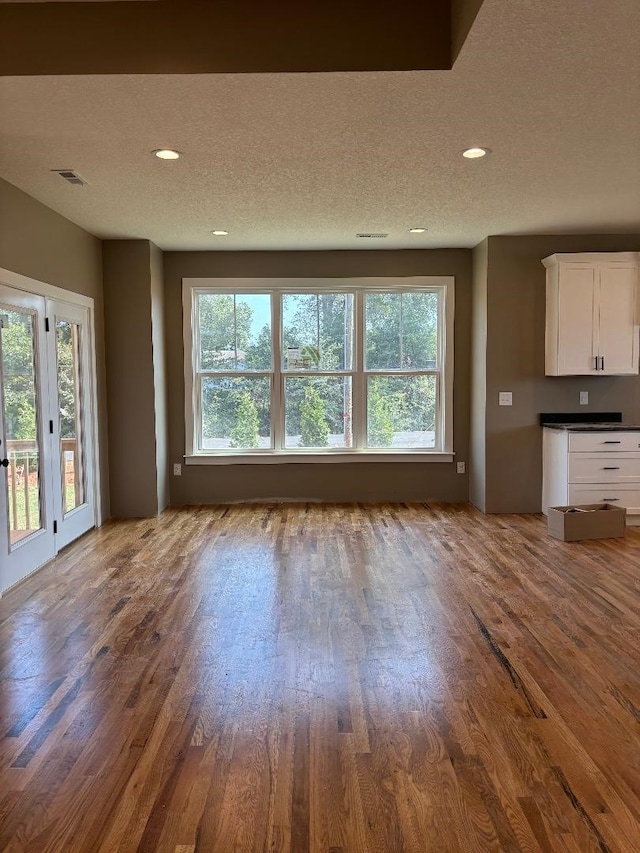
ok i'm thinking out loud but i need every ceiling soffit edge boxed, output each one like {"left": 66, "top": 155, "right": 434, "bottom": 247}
{"left": 0, "top": 0, "right": 487, "bottom": 75}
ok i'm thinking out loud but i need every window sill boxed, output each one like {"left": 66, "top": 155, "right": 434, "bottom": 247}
{"left": 185, "top": 452, "right": 454, "bottom": 465}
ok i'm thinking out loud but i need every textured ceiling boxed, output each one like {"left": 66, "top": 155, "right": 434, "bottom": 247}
{"left": 0, "top": 0, "right": 639, "bottom": 251}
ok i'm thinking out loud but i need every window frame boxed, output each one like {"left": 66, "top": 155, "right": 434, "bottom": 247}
{"left": 183, "top": 277, "right": 454, "bottom": 464}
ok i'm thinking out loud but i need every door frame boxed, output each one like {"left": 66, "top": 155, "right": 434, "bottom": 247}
{"left": 0, "top": 266, "right": 102, "bottom": 534}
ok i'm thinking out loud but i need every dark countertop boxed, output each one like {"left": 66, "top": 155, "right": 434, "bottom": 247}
{"left": 542, "top": 423, "right": 640, "bottom": 431}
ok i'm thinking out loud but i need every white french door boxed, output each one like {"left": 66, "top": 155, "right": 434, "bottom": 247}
{"left": 0, "top": 286, "right": 55, "bottom": 590}
{"left": 45, "top": 299, "right": 95, "bottom": 550}
{"left": 0, "top": 281, "right": 98, "bottom": 594}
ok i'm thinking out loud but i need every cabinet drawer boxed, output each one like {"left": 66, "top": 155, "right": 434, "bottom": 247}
{"left": 568, "top": 432, "right": 640, "bottom": 452}
{"left": 568, "top": 485, "right": 640, "bottom": 509}
{"left": 568, "top": 453, "right": 640, "bottom": 483}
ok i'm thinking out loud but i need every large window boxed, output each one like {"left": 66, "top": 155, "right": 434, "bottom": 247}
{"left": 183, "top": 278, "right": 454, "bottom": 460}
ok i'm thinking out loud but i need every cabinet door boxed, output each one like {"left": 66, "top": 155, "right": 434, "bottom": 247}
{"left": 597, "top": 265, "right": 639, "bottom": 375}
{"left": 557, "top": 265, "right": 598, "bottom": 375}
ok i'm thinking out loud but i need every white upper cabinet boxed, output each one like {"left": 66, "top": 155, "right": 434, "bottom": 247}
{"left": 544, "top": 252, "right": 640, "bottom": 376}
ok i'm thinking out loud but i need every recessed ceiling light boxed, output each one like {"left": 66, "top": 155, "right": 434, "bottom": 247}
{"left": 408, "top": 227, "right": 428, "bottom": 233}
{"left": 462, "top": 147, "right": 490, "bottom": 159}
{"left": 153, "top": 149, "right": 180, "bottom": 160}
{"left": 211, "top": 230, "right": 229, "bottom": 236}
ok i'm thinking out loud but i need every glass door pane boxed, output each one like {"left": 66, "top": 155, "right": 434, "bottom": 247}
{"left": 56, "top": 319, "right": 86, "bottom": 514}
{"left": 0, "top": 307, "right": 43, "bottom": 548}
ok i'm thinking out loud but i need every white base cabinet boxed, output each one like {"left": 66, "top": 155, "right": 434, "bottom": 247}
{"left": 542, "top": 428, "right": 640, "bottom": 525}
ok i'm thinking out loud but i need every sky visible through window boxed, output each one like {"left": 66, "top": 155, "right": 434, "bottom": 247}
{"left": 243, "top": 294, "right": 270, "bottom": 338}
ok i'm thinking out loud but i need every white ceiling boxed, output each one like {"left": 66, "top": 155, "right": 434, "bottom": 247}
{"left": 0, "top": 0, "right": 638, "bottom": 251}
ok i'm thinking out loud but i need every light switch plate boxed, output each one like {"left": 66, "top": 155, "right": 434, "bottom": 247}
{"left": 173, "top": 463, "right": 182, "bottom": 476}
{"left": 580, "top": 391, "right": 589, "bottom": 405}
{"left": 498, "top": 391, "right": 513, "bottom": 406}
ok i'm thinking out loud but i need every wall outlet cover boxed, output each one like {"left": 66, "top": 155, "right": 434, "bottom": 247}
{"left": 498, "top": 391, "right": 513, "bottom": 406}
{"left": 456, "top": 461, "right": 466, "bottom": 474}
{"left": 173, "top": 463, "right": 182, "bottom": 476}
{"left": 580, "top": 391, "right": 589, "bottom": 405}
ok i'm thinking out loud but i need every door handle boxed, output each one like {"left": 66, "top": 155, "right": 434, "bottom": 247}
{"left": 0, "top": 458, "right": 8, "bottom": 468}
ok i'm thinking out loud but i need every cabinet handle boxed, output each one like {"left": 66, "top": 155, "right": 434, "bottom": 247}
{"left": 600, "top": 355, "right": 605, "bottom": 371}
{"left": 603, "top": 440, "right": 622, "bottom": 444}
{"left": 603, "top": 466, "right": 620, "bottom": 470}
{"left": 602, "top": 497, "right": 620, "bottom": 501}
{"left": 594, "top": 356, "right": 599, "bottom": 371}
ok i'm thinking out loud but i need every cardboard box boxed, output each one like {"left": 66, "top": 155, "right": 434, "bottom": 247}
{"left": 547, "top": 503, "right": 626, "bottom": 542}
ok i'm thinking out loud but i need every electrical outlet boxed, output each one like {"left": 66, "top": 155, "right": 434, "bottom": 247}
{"left": 498, "top": 391, "right": 513, "bottom": 406}
{"left": 456, "top": 462, "right": 466, "bottom": 474}
{"left": 580, "top": 391, "right": 589, "bottom": 405}
{"left": 173, "top": 463, "right": 182, "bottom": 476}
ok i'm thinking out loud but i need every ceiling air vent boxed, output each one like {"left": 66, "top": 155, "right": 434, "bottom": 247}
{"left": 356, "top": 233, "right": 388, "bottom": 239}
{"left": 51, "top": 169, "right": 88, "bottom": 187}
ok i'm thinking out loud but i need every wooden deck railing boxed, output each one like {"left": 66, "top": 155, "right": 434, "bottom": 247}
{"left": 5, "top": 438, "right": 78, "bottom": 532}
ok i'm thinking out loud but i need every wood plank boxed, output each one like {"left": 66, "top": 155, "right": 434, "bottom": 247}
{"left": 1, "top": 503, "right": 640, "bottom": 850}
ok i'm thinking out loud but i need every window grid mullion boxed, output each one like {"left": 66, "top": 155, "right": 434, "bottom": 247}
{"left": 435, "top": 369, "right": 441, "bottom": 451}
{"left": 233, "top": 294, "right": 238, "bottom": 368}
{"left": 193, "top": 293, "right": 201, "bottom": 373}
{"left": 195, "top": 372, "right": 203, "bottom": 453}
{"left": 362, "top": 370, "right": 440, "bottom": 377}
{"left": 399, "top": 292, "right": 404, "bottom": 368}
{"left": 437, "top": 288, "right": 444, "bottom": 450}
{"left": 272, "top": 291, "right": 282, "bottom": 450}
{"left": 281, "top": 371, "right": 353, "bottom": 377}
{"left": 354, "top": 291, "right": 366, "bottom": 449}
{"left": 198, "top": 371, "right": 272, "bottom": 378}
{"left": 192, "top": 296, "right": 201, "bottom": 455}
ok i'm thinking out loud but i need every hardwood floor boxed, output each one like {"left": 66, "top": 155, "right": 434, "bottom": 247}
{"left": 1, "top": 503, "right": 640, "bottom": 852}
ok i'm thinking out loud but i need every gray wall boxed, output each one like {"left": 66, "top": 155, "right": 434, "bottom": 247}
{"left": 469, "top": 239, "right": 488, "bottom": 511}
{"left": 163, "top": 249, "right": 472, "bottom": 504}
{"left": 8, "top": 176, "right": 638, "bottom": 517}
{"left": 103, "top": 240, "right": 163, "bottom": 517}
{"left": 0, "top": 177, "right": 110, "bottom": 517}
{"left": 484, "top": 234, "right": 640, "bottom": 513}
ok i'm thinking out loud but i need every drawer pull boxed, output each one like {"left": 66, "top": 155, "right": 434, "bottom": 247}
{"left": 603, "top": 466, "right": 620, "bottom": 470}
{"left": 603, "top": 440, "right": 622, "bottom": 444}
{"left": 602, "top": 497, "right": 620, "bottom": 501}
